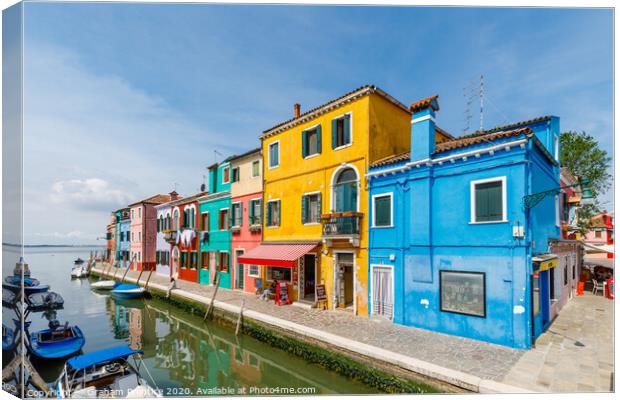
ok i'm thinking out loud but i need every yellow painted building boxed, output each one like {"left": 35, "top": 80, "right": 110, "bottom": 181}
{"left": 257, "top": 85, "right": 452, "bottom": 315}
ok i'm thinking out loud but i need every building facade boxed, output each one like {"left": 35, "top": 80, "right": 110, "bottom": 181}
{"left": 240, "top": 85, "right": 451, "bottom": 313}
{"left": 154, "top": 191, "right": 180, "bottom": 278}
{"left": 119, "top": 213, "right": 131, "bottom": 268}
{"left": 367, "top": 97, "right": 561, "bottom": 349}
{"left": 129, "top": 194, "right": 173, "bottom": 271}
{"left": 229, "top": 149, "right": 263, "bottom": 294}
{"left": 106, "top": 213, "right": 116, "bottom": 264}
{"left": 198, "top": 160, "right": 232, "bottom": 288}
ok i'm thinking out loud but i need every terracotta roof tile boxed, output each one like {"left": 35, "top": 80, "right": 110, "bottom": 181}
{"left": 129, "top": 194, "right": 173, "bottom": 207}
{"left": 434, "top": 127, "right": 531, "bottom": 153}
{"left": 370, "top": 152, "right": 410, "bottom": 168}
{"left": 409, "top": 95, "right": 439, "bottom": 113}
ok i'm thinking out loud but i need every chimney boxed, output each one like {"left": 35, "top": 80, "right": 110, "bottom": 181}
{"left": 409, "top": 95, "right": 439, "bottom": 161}
{"left": 294, "top": 103, "right": 301, "bottom": 118}
{"left": 169, "top": 191, "right": 179, "bottom": 201}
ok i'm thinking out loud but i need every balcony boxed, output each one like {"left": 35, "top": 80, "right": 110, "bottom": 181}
{"left": 249, "top": 216, "right": 262, "bottom": 232}
{"left": 321, "top": 212, "right": 363, "bottom": 247}
{"left": 163, "top": 230, "right": 177, "bottom": 244}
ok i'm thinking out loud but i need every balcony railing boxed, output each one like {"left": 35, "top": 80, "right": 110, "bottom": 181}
{"left": 321, "top": 212, "right": 362, "bottom": 245}
{"left": 163, "top": 230, "right": 177, "bottom": 244}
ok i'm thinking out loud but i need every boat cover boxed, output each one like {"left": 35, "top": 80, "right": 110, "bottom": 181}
{"left": 68, "top": 345, "right": 142, "bottom": 370}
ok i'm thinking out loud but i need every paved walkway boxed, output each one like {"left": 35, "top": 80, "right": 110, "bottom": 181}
{"left": 94, "top": 263, "right": 614, "bottom": 393}
{"left": 501, "top": 292, "right": 614, "bottom": 392}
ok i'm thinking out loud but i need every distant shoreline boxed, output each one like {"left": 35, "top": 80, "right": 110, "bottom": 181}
{"left": 2, "top": 243, "right": 105, "bottom": 248}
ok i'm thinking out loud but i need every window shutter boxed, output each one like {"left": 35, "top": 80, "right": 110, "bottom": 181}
{"left": 239, "top": 204, "right": 243, "bottom": 226}
{"left": 249, "top": 200, "right": 254, "bottom": 222}
{"left": 301, "top": 195, "right": 308, "bottom": 224}
{"left": 475, "top": 186, "right": 488, "bottom": 221}
{"left": 266, "top": 202, "right": 272, "bottom": 226}
{"left": 276, "top": 201, "right": 281, "bottom": 226}
{"left": 316, "top": 125, "right": 322, "bottom": 154}
{"left": 488, "top": 184, "right": 503, "bottom": 220}
{"left": 302, "top": 131, "right": 308, "bottom": 158}
{"left": 317, "top": 192, "right": 322, "bottom": 217}
{"left": 258, "top": 200, "right": 262, "bottom": 223}
{"left": 344, "top": 114, "right": 351, "bottom": 144}
{"left": 331, "top": 118, "right": 337, "bottom": 149}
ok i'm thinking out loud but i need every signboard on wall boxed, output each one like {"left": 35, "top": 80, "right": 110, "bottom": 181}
{"left": 316, "top": 284, "right": 327, "bottom": 301}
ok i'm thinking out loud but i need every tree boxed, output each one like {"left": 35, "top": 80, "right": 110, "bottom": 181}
{"left": 560, "top": 131, "right": 612, "bottom": 233}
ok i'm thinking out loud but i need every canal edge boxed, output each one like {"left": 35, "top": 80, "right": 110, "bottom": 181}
{"left": 91, "top": 265, "right": 531, "bottom": 394}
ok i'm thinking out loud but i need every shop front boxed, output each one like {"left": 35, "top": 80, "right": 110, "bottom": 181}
{"left": 238, "top": 243, "right": 319, "bottom": 304}
{"left": 532, "top": 254, "right": 558, "bottom": 341}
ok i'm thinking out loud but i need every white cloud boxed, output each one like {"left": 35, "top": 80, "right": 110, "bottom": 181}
{"left": 49, "top": 178, "right": 132, "bottom": 212}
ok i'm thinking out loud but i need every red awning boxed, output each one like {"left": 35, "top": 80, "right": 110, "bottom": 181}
{"left": 237, "top": 244, "right": 318, "bottom": 268}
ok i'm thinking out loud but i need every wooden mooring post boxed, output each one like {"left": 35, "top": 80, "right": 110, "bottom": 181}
{"left": 235, "top": 300, "right": 245, "bottom": 336}
{"left": 203, "top": 274, "right": 221, "bottom": 321}
{"left": 144, "top": 268, "right": 155, "bottom": 291}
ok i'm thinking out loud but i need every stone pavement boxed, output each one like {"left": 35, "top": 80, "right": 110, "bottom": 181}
{"left": 94, "top": 264, "right": 614, "bottom": 392}
{"left": 501, "top": 292, "right": 614, "bottom": 392}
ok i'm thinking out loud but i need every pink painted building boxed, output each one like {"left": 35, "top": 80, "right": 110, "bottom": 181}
{"left": 229, "top": 148, "right": 263, "bottom": 293}
{"left": 129, "top": 194, "right": 174, "bottom": 271}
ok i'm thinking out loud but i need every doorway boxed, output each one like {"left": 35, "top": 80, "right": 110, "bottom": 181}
{"left": 303, "top": 254, "right": 316, "bottom": 301}
{"left": 335, "top": 253, "right": 354, "bottom": 309}
{"left": 171, "top": 247, "right": 180, "bottom": 279}
{"left": 235, "top": 249, "right": 245, "bottom": 290}
{"left": 371, "top": 265, "right": 393, "bottom": 320}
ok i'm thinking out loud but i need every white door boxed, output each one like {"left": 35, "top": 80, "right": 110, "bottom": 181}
{"left": 372, "top": 265, "right": 393, "bottom": 319}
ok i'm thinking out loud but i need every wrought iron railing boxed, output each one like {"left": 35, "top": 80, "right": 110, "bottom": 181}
{"left": 321, "top": 213, "right": 362, "bottom": 237}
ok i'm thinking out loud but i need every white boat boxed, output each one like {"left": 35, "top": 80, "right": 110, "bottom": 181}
{"left": 90, "top": 280, "right": 118, "bottom": 290}
{"left": 70, "top": 266, "right": 88, "bottom": 279}
{"left": 55, "top": 345, "right": 160, "bottom": 398}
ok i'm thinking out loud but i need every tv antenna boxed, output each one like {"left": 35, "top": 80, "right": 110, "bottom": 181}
{"left": 213, "top": 149, "right": 223, "bottom": 164}
{"left": 463, "top": 75, "right": 484, "bottom": 133}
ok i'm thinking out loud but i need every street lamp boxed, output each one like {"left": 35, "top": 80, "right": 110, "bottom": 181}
{"left": 522, "top": 177, "right": 594, "bottom": 209}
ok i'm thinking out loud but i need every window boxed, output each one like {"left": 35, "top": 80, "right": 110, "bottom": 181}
{"left": 201, "top": 212, "right": 210, "bottom": 232}
{"left": 131, "top": 210, "right": 134, "bottom": 219}
{"left": 266, "top": 200, "right": 280, "bottom": 227}
{"left": 572, "top": 256, "right": 576, "bottom": 280}
{"left": 219, "top": 209, "right": 230, "bottom": 230}
{"left": 232, "top": 167, "right": 240, "bottom": 183}
{"left": 249, "top": 199, "right": 262, "bottom": 225}
{"left": 471, "top": 177, "right": 506, "bottom": 223}
{"left": 550, "top": 269, "right": 556, "bottom": 300}
{"left": 231, "top": 203, "right": 243, "bottom": 227}
{"left": 440, "top": 271, "right": 486, "bottom": 317}
{"left": 372, "top": 193, "right": 393, "bottom": 227}
{"left": 333, "top": 168, "right": 358, "bottom": 212}
{"left": 223, "top": 167, "right": 230, "bottom": 184}
{"left": 180, "top": 252, "right": 187, "bottom": 269}
{"left": 137, "top": 252, "right": 141, "bottom": 262}
{"left": 268, "top": 141, "right": 279, "bottom": 168}
{"left": 201, "top": 252, "right": 209, "bottom": 269}
{"left": 138, "top": 232, "right": 142, "bottom": 242}
{"left": 120, "top": 232, "right": 124, "bottom": 241}
{"left": 248, "top": 265, "right": 260, "bottom": 278}
{"left": 131, "top": 232, "right": 134, "bottom": 242}
{"left": 173, "top": 209, "right": 180, "bottom": 230}
{"left": 252, "top": 160, "right": 260, "bottom": 178}
{"left": 301, "top": 193, "right": 321, "bottom": 224}
{"left": 302, "top": 125, "right": 321, "bottom": 158}
{"left": 332, "top": 114, "right": 351, "bottom": 149}
{"left": 218, "top": 252, "right": 229, "bottom": 272}
{"left": 564, "top": 262, "right": 568, "bottom": 286}
{"left": 138, "top": 208, "right": 141, "bottom": 218}
{"left": 267, "top": 266, "right": 292, "bottom": 283}
{"left": 555, "top": 195, "right": 560, "bottom": 227}
{"left": 190, "top": 251, "right": 197, "bottom": 269}
{"left": 532, "top": 272, "right": 540, "bottom": 317}
{"left": 595, "top": 230, "right": 602, "bottom": 238}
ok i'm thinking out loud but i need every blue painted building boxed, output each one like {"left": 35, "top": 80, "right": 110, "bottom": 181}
{"left": 198, "top": 158, "right": 233, "bottom": 288}
{"left": 367, "top": 95, "right": 561, "bottom": 349}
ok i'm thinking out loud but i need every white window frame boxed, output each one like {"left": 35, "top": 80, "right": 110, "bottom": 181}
{"left": 251, "top": 160, "right": 261, "bottom": 178}
{"left": 302, "top": 190, "right": 322, "bottom": 226}
{"left": 247, "top": 264, "right": 260, "bottom": 278}
{"left": 333, "top": 111, "right": 353, "bottom": 151}
{"left": 302, "top": 123, "right": 321, "bottom": 159}
{"left": 231, "top": 201, "right": 243, "bottom": 228}
{"left": 266, "top": 199, "right": 281, "bottom": 228}
{"left": 469, "top": 176, "right": 507, "bottom": 224}
{"left": 222, "top": 166, "right": 231, "bottom": 184}
{"left": 268, "top": 141, "right": 280, "bottom": 169}
{"left": 249, "top": 198, "right": 262, "bottom": 225}
{"left": 371, "top": 192, "right": 394, "bottom": 228}
{"left": 218, "top": 207, "right": 230, "bottom": 231}
{"left": 329, "top": 164, "right": 361, "bottom": 213}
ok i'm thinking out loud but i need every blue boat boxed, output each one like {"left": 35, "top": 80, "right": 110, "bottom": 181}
{"left": 2, "top": 323, "right": 17, "bottom": 352}
{"left": 28, "top": 323, "right": 85, "bottom": 359}
{"left": 55, "top": 345, "right": 160, "bottom": 398}
{"left": 2, "top": 275, "right": 49, "bottom": 295}
{"left": 110, "top": 284, "right": 146, "bottom": 299}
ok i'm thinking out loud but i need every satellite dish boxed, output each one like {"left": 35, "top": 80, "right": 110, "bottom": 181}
{"left": 200, "top": 183, "right": 206, "bottom": 192}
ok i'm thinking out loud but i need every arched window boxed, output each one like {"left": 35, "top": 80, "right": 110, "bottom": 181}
{"left": 333, "top": 167, "right": 358, "bottom": 212}
{"left": 173, "top": 209, "right": 180, "bottom": 231}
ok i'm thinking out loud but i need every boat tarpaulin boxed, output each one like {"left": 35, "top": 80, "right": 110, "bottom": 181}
{"left": 238, "top": 244, "right": 318, "bottom": 268}
{"left": 68, "top": 345, "right": 142, "bottom": 370}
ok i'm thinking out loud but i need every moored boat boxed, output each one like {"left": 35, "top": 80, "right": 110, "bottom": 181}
{"left": 2, "top": 276, "right": 50, "bottom": 294}
{"left": 2, "top": 288, "right": 17, "bottom": 307}
{"left": 27, "top": 291, "right": 65, "bottom": 311}
{"left": 27, "top": 323, "right": 85, "bottom": 359}
{"left": 110, "top": 284, "right": 146, "bottom": 299}
{"left": 71, "top": 258, "right": 89, "bottom": 279}
{"left": 2, "top": 323, "right": 17, "bottom": 353}
{"left": 90, "top": 280, "right": 119, "bottom": 290}
{"left": 54, "top": 345, "right": 160, "bottom": 398}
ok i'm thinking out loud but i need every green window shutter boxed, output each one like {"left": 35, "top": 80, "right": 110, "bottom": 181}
{"left": 266, "top": 202, "right": 272, "bottom": 226}
{"left": 257, "top": 200, "right": 262, "bottom": 223}
{"left": 331, "top": 118, "right": 338, "bottom": 149}
{"left": 488, "top": 183, "right": 503, "bottom": 220}
{"left": 344, "top": 114, "right": 351, "bottom": 144}
{"left": 249, "top": 200, "right": 255, "bottom": 224}
{"left": 316, "top": 125, "right": 322, "bottom": 154}
{"left": 301, "top": 195, "right": 308, "bottom": 224}
{"left": 276, "top": 201, "right": 281, "bottom": 226}
{"left": 375, "top": 196, "right": 391, "bottom": 226}
{"left": 302, "top": 131, "right": 308, "bottom": 158}
{"left": 475, "top": 181, "right": 502, "bottom": 222}
{"left": 239, "top": 204, "right": 243, "bottom": 226}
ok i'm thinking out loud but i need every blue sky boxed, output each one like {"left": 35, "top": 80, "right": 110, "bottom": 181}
{"left": 16, "top": 3, "right": 613, "bottom": 244}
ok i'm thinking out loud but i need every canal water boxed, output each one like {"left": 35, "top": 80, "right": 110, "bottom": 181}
{"left": 3, "top": 247, "right": 380, "bottom": 395}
